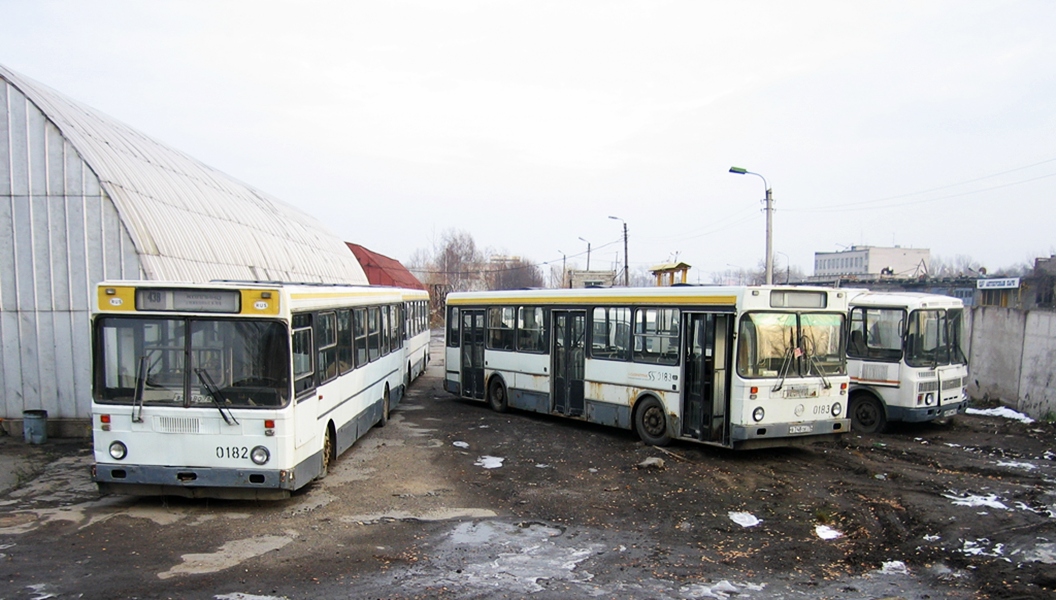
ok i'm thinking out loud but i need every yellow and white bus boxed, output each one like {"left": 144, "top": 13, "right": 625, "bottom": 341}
{"left": 444, "top": 286, "right": 851, "bottom": 449}
{"left": 846, "top": 291, "right": 969, "bottom": 433}
{"left": 91, "top": 281, "right": 420, "bottom": 499}
{"left": 401, "top": 288, "right": 431, "bottom": 390}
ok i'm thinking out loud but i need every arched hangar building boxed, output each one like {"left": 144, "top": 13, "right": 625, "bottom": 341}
{"left": 0, "top": 64, "right": 369, "bottom": 436}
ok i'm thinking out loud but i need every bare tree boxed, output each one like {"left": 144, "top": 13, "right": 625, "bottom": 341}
{"left": 487, "top": 257, "right": 545, "bottom": 290}
{"left": 433, "top": 229, "right": 487, "bottom": 292}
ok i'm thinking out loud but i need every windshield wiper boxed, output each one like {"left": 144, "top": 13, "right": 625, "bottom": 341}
{"left": 194, "top": 368, "right": 239, "bottom": 425}
{"left": 801, "top": 338, "right": 833, "bottom": 389}
{"left": 772, "top": 331, "right": 798, "bottom": 393}
{"left": 132, "top": 355, "right": 148, "bottom": 423}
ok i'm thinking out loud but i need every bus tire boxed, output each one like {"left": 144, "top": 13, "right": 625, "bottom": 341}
{"left": 488, "top": 377, "right": 508, "bottom": 413}
{"left": 378, "top": 387, "right": 390, "bottom": 427}
{"left": 850, "top": 393, "right": 887, "bottom": 434}
{"left": 319, "top": 425, "right": 334, "bottom": 480}
{"left": 634, "top": 396, "right": 672, "bottom": 446}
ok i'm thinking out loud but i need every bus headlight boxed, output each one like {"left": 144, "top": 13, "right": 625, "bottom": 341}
{"left": 251, "top": 446, "right": 271, "bottom": 465}
{"left": 831, "top": 403, "right": 843, "bottom": 417}
{"left": 109, "top": 441, "right": 127, "bottom": 460}
{"left": 925, "top": 393, "right": 935, "bottom": 406}
{"left": 752, "top": 407, "right": 765, "bottom": 422}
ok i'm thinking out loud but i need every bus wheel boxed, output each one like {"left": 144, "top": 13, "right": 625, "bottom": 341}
{"left": 850, "top": 394, "right": 887, "bottom": 434}
{"left": 378, "top": 387, "right": 390, "bottom": 427}
{"left": 319, "top": 426, "right": 333, "bottom": 479}
{"left": 488, "top": 378, "right": 508, "bottom": 413}
{"left": 635, "top": 397, "right": 671, "bottom": 446}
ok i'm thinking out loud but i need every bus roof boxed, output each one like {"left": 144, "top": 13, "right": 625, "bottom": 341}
{"left": 848, "top": 290, "right": 964, "bottom": 310}
{"left": 447, "top": 285, "right": 848, "bottom": 309}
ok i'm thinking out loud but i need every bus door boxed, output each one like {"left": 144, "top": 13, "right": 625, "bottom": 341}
{"left": 460, "top": 309, "right": 486, "bottom": 400}
{"left": 552, "top": 310, "right": 586, "bottom": 417}
{"left": 681, "top": 312, "right": 731, "bottom": 442}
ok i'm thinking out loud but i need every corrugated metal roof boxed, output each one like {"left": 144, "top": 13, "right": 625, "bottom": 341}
{"left": 0, "top": 64, "right": 367, "bottom": 285}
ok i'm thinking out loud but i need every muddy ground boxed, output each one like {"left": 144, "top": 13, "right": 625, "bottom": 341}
{"left": 1, "top": 332, "right": 1055, "bottom": 599}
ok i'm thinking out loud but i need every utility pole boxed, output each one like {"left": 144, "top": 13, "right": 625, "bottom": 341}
{"left": 609, "top": 216, "right": 629, "bottom": 286}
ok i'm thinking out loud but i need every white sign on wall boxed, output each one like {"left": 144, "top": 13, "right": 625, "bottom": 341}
{"left": 976, "top": 278, "right": 1020, "bottom": 289}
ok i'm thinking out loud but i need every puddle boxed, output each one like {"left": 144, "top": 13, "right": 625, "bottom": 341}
{"left": 340, "top": 508, "right": 497, "bottom": 524}
{"left": 157, "top": 533, "right": 296, "bottom": 579}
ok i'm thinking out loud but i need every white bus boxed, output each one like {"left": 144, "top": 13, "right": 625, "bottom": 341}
{"left": 91, "top": 281, "right": 418, "bottom": 499}
{"left": 444, "top": 286, "right": 851, "bottom": 449}
{"left": 402, "top": 288, "right": 431, "bottom": 390}
{"left": 846, "top": 291, "right": 969, "bottom": 433}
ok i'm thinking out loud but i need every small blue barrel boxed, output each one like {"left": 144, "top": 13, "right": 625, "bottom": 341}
{"left": 23, "top": 409, "right": 48, "bottom": 444}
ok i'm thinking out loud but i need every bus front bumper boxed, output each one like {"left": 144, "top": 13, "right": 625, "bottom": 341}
{"left": 732, "top": 417, "right": 850, "bottom": 444}
{"left": 889, "top": 399, "right": 968, "bottom": 423}
{"left": 93, "top": 463, "right": 295, "bottom": 499}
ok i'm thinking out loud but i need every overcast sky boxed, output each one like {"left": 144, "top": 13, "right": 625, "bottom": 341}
{"left": 2, "top": 1, "right": 1054, "bottom": 282}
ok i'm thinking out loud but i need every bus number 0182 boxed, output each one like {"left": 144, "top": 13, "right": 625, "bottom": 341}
{"left": 216, "top": 446, "right": 249, "bottom": 460}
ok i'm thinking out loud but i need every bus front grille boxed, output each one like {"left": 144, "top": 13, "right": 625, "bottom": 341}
{"left": 155, "top": 416, "right": 201, "bottom": 434}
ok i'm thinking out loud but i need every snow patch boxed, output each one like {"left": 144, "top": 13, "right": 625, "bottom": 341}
{"left": 816, "top": 525, "right": 843, "bottom": 540}
{"left": 880, "top": 560, "right": 909, "bottom": 575}
{"left": 452, "top": 441, "right": 469, "bottom": 448}
{"left": 728, "top": 511, "right": 762, "bottom": 528}
{"left": 943, "top": 492, "right": 1010, "bottom": 510}
{"left": 966, "top": 406, "right": 1035, "bottom": 423}
{"left": 474, "top": 455, "right": 504, "bottom": 469}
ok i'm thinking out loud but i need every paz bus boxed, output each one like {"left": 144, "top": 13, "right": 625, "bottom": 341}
{"left": 846, "top": 291, "right": 969, "bottom": 433}
{"left": 444, "top": 286, "right": 851, "bottom": 449}
{"left": 91, "top": 280, "right": 426, "bottom": 499}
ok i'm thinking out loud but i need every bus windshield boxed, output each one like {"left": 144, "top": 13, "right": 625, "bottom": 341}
{"left": 95, "top": 316, "right": 290, "bottom": 408}
{"left": 906, "top": 309, "right": 966, "bottom": 368}
{"left": 737, "top": 311, "right": 845, "bottom": 378}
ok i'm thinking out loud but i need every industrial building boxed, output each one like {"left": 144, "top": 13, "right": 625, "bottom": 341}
{"left": 1, "top": 64, "right": 368, "bottom": 435}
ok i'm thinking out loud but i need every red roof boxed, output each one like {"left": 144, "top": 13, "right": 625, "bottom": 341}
{"left": 346, "top": 243, "right": 425, "bottom": 290}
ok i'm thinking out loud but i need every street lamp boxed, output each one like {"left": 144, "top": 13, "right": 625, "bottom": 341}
{"left": 608, "top": 216, "right": 629, "bottom": 286}
{"left": 729, "top": 166, "right": 774, "bottom": 285}
{"left": 578, "top": 237, "right": 592, "bottom": 271}
{"left": 557, "top": 250, "right": 567, "bottom": 288}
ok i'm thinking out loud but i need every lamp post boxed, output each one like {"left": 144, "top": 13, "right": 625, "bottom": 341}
{"left": 729, "top": 166, "right": 774, "bottom": 285}
{"left": 557, "top": 250, "right": 567, "bottom": 288}
{"left": 578, "top": 237, "right": 592, "bottom": 271}
{"left": 608, "top": 216, "right": 629, "bottom": 286}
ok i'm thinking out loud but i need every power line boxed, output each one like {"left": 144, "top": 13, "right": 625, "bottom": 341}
{"left": 788, "top": 157, "right": 1056, "bottom": 213}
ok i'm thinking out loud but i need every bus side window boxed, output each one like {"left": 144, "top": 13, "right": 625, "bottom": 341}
{"left": 337, "top": 309, "right": 353, "bottom": 375}
{"left": 448, "top": 307, "right": 460, "bottom": 347}
{"left": 316, "top": 311, "right": 338, "bottom": 384}
{"left": 353, "top": 308, "right": 368, "bottom": 367}
{"left": 292, "top": 313, "right": 314, "bottom": 397}
{"left": 368, "top": 307, "right": 381, "bottom": 362}
{"left": 517, "top": 306, "right": 545, "bottom": 353}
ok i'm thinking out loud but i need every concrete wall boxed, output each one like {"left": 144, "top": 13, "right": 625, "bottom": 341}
{"left": 967, "top": 306, "right": 1056, "bottom": 419}
{"left": 1019, "top": 311, "right": 1056, "bottom": 418}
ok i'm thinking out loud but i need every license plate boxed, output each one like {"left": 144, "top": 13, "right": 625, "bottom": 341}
{"left": 789, "top": 424, "right": 814, "bottom": 434}
{"left": 943, "top": 409, "right": 957, "bottom": 418}
{"left": 784, "top": 386, "right": 816, "bottom": 399}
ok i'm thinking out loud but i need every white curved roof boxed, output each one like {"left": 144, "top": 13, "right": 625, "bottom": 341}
{"left": 0, "top": 64, "right": 367, "bottom": 284}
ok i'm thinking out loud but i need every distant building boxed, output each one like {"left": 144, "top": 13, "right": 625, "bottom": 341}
{"left": 566, "top": 269, "right": 617, "bottom": 288}
{"left": 813, "top": 246, "right": 929, "bottom": 279}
